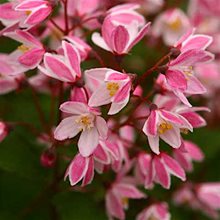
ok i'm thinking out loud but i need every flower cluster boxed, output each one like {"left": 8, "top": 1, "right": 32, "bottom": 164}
{"left": 0, "top": 0, "right": 220, "bottom": 219}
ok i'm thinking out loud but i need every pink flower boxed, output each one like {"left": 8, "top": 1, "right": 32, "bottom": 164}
{"left": 64, "top": 36, "right": 91, "bottom": 61}
{"left": 0, "top": 121, "right": 8, "bottom": 142}
{"left": 142, "top": 106, "right": 192, "bottom": 154}
{"left": 0, "top": 0, "right": 52, "bottom": 29}
{"left": 106, "top": 181, "right": 145, "bottom": 220}
{"left": 54, "top": 101, "right": 108, "bottom": 157}
{"left": 92, "top": 11, "right": 150, "bottom": 55}
{"left": 15, "top": 0, "right": 52, "bottom": 27}
{"left": 136, "top": 202, "right": 170, "bottom": 220}
{"left": 173, "top": 140, "right": 204, "bottom": 172}
{"left": 153, "top": 8, "right": 190, "bottom": 46}
{"left": 174, "top": 182, "right": 220, "bottom": 219}
{"left": 38, "top": 40, "right": 81, "bottom": 82}
{"left": 163, "top": 29, "right": 214, "bottom": 105}
{"left": 197, "top": 183, "right": 220, "bottom": 211}
{"left": 136, "top": 152, "right": 186, "bottom": 189}
{"left": 0, "top": 2, "right": 24, "bottom": 28}
{"left": 3, "top": 30, "right": 45, "bottom": 75}
{"left": 64, "top": 153, "right": 94, "bottom": 186}
{"left": 67, "top": 0, "right": 100, "bottom": 18}
{"left": 85, "top": 68, "right": 132, "bottom": 115}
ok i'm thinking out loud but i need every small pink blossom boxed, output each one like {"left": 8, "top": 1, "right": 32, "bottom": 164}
{"left": 136, "top": 152, "right": 186, "bottom": 189}
{"left": 153, "top": 8, "right": 190, "bottom": 46}
{"left": 173, "top": 140, "right": 204, "bottom": 172}
{"left": 3, "top": 30, "right": 45, "bottom": 75}
{"left": 142, "top": 105, "right": 192, "bottom": 154}
{"left": 39, "top": 40, "right": 81, "bottom": 82}
{"left": 86, "top": 68, "right": 132, "bottom": 115}
{"left": 92, "top": 12, "right": 150, "bottom": 55}
{"left": 15, "top": 0, "right": 52, "bottom": 27}
{"left": 106, "top": 180, "right": 145, "bottom": 220}
{"left": 0, "top": 121, "right": 8, "bottom": 142}
{"left": 54, "top": 101, "right": 108, "bottom": 157}
{"left": 65, "top": 153, "right": 94, "bottom": 186}
{"left": 64, "top": 35, "right": 91, "bottom": 61}
{"left": 136, "top": 202, "right": 170, "bottom": 220}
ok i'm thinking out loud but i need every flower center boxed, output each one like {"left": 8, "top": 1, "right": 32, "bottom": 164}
{"left": 158, "top": 122, "right": 173, "bottom": 134}
{"left": 148, "top": 214, "right": 159, "bottom": 220}
{"left": 75, "top": 115, "right": 94, "bottom": 130}
{"left": 168, "top": 18, "right": 182, "bottom": 31}
{"left": 121, "top": 197, "right": 129, "bottom": 207}
{"left": 183, "top": 66, "right": 193, "bottom": 80}
{"left": 17, "top": 44, "right": 30, "bottom": 53}
{"left": 181, "top": 128, "right": 189, "bottom": 134}
{"left": 25, "top": 10, "right": 32, "bottom": 15}
{"left": 106, "top": 82, "right": 119, "bottom": 97}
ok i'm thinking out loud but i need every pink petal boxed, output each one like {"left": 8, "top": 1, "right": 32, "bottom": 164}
{"left": 112, "top": 25, "right": 129, "bottom": 54}
{"left": 160, "top": 127, "right": 181, "bottom": 148}
{"left": 106, "top": 191, "right": 125, "bottom": 220}
{"left": 0, "top": 3, "right": 22, "bottom": 20}
{"left": 186, "top": 75, "right": 207, "bottom": 94}
{"left": 128, "top": 22, "right": 151, "bottom": 51}
{"left": 180, "top": 112, "right": 206, "bottom": 128}
{"left": 182, "top": 34, "right": 213, "bottom": 51}
{"left": 82, "top": 156, "right": 94, "bottom": 186}
{"left": 62, "top": 41, "right": 81, "bottom": 78}
{"left": 114, "top": 183, "right": 145, "bottom": 199}
{"left": 174, "top": 149, "right": 192, "bottom": 171}
{"left": 166, "top": 69, "right": 187, "bottom": 90}
{"left": 78, "top": 128, "right": 99, "bottom": 157}
{"left": 44, "top": 53, "right": 75, "bottom": 82}
{"left": 106, "top": 72, "right": 128, "bottom": 81}
{"left": 170, "top": 50, "right": 214, "bottom": 67}
{"left": 5, "top": 29, "right": 41, "bottom": 47}
{"left": 88, "top": 84, "right": 111, "bottom": 107}
{"left": 108, "top": 98, "right": 129, "bottom": 115}
{"left": 94, "top": 144, "right": 110, "bottom": 164}
{"left": 161, "top": 153, "right": 186, "bottom": 181}
{"left": 148, "top": 135, "right": 160, "bottom": 155}
{"left": 91, "top": 33, "right": 111, "bottom": 52}
{"left": 160, "top": 110, "right": 185, "bottom": 126}
{"left": 154, "top": 156, "right": 170, "bottom": 189}
{"left": 113, "top": 81, "right": 131, "bottom": 103}
{"left": 184, "top": 141, "right": 204, "bottom": 161}
{"left": 54, "top": 116, "right": 80, "bottom": 140}
{"left": 15, "top": 0, "right": 46, "bottom": 10}
{"left": 143, "top": 110, "right": 158, "bottom": 136}
{"left": 59, "top": 101, "right": 88, "bottom": 115}
{"left": 18, "top": 48, "right": 44, "bottom": 67}
{"left": 70, "top": 87, "right": 88, "bottom": 103}
{"left": 25, "top": 7, "right": 51, "bottom": 25}
{"left": 95, "top": 116, "right": 108, "bottom": 139}
{"left": 66, "top": 154, "right": 89, "bottom": 186}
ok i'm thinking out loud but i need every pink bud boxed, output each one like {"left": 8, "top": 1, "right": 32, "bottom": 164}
{"left": 40, "top": 150, "right": 56, "bottom": 168}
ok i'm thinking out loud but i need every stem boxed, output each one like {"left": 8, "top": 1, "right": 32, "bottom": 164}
{"left": 135, "top": 52, "right": 171, "bottom": 87}
{"left": 30, "top": 86, "right": 49, "bottom": 132}
{"left": 57, "top": 82, "right": 64, "bottom": 124}
{"left": 63, "top": 0, "right": 69, "bottom": 34}
{"left": 50, "top": 19, "right": 65, "bottom": 33}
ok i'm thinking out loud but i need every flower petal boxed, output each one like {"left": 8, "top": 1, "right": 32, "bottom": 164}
{"left": 78, "top": 127, "right": 99, "bottom": 157}
{"left": 54, "top": 116, "right": 80, "bottom": 140}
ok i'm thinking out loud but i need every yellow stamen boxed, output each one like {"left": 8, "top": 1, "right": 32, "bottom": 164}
{"left": 121, "top": 197, "right": 129, "bottom": 207}
{"left": 158, "top": 122, "right": 173, "bottom": 134}
{"left": 181, "top": 128, "right": 189, "bottom": 134}
{"left": 75, "top": 115, "right": 93, "bottom": 130}
{"left": 25, "top": 10, "right": 31, "bottom": 15}
{"left": 17, "top": 44, "right": 30, "bottom": 52}
{"left": 168, "top": 18, "right": 182, "bottom": 31}
{"left": 106, "top": 82, "right": 119, "bottom": 97}
{"left": 148, "top": 215, "right": 159, "bottom": 220}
